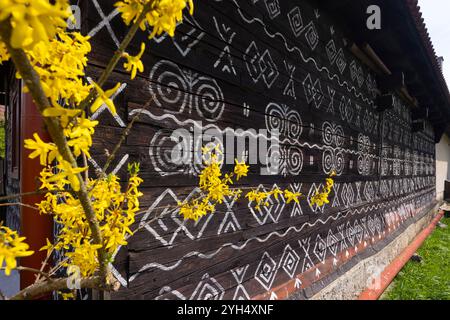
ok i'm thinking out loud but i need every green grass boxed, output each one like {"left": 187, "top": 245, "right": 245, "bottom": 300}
{"left": 382, "top": 217, "right": 450, "bottom": 300}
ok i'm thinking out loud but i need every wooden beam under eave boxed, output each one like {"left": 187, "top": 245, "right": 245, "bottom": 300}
{"left": 348, "top": 42, "right": 382, "bottom": 75}
{"left": 361, "top": 43, "right": 392, "bottom": 75}
{"left": 360, "top": 43, "right": 418, "bottom": 108}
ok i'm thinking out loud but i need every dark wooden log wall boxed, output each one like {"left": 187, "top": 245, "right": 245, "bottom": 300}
{"left": 82, "top": 0, "right": 436, "bottom": 299}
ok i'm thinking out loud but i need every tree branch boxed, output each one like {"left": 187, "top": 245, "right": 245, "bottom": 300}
{"left": 100, "top": 98, "right": 151, "bottom": 175}
{"left": 77, "top": 1, "right": 156, "bottom": 113}
{"left": 0, "top": 202, "right": 39, "bottom": 211}
{"left": 9, "top": 276, "right": 105, "bottom": 300}
{"left": 0, "top": 21, "right": 108, "bottom": 286}
{"left": 16, "top": 267, "right": 53, "bottom": 282}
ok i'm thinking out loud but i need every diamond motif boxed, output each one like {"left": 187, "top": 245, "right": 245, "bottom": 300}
{"left": 279, "top": 245, "right": 300, "bottom": 278}
{"left": 255, "top": 252, "right": 278, "bottom": 291}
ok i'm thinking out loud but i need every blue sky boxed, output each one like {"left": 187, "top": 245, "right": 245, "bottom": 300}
{"left": 418, "top": 0, "right": 450, "bottom": 83}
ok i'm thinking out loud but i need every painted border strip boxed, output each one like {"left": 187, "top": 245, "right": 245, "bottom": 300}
{"left": 358, "top": 210, "right": 445, "bottom": 300}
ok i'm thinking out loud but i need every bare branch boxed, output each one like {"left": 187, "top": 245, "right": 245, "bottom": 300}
{"left": 77, "top": 1, "right": 156, "bottom": 113}
{"left": 101, "top": 98, "right": 151, "bottom": 176}
{"left": 0, "top": 202, "right": 40, "bottom": 211}
{"left": 0, "top": 21, "right": 108, "bottom": 286}
{"left": 9, "top": 276, "right": 107, "bottom": 300}
{"left": 16, "top": 267, "right": 53, "bottom": 282}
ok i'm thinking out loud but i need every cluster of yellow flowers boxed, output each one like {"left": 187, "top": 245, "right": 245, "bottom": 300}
{"left": 179, "top": 146, "right": 245, "bottom": 221}
{"left": 122, "top": 42, "right": 146, "bottom": 80}
{"left": 0, "top": 0, "right": 69, "bottom": 50}
{"left": 39, "top": 163, "right": 143, "bottom": 277}
{"left": 27, "top": 31, "right": 92, "bottom": 106}
{"left": 0, "top": 41, "right": 9, "bottom": 62}
{"left": 178, "top": 147, "right": 335, "bottom": 221}
{"left": 310, "top": 172, "right": 336, "bottom": 207}
{"left": 246, "top": 188, "right": 302, "bottom": 210}
{"left": 0, "top": 0, "right": 155, "bottom": 282}
{"left": 116, "top": 0, "right": 194, "bottom": 80}
{"left": 0, "top": 226, "right": 33, "bottom": 276}
{"left": 115, "top": 0, "right": 194, "bottom": 38}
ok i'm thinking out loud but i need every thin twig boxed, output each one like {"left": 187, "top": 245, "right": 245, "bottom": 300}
{"left": 0, "top": 202, "right": 40, "bottom": 211}
{"left": 77, "top": 1, "right": 156, "bottom": 113}
{"left": 0, "top": 20, "right": 108, "bottom": 288}
{"left": 16, "top": 267, "right": 53, "bottom": 282}
{"left": 9, "top": 276, "right": 107, "bottom": 300}
{"left": 101, "top": 104, "right": 146, "bottom": 175}
{"left": 0, "top": 190, "right": 49, "bottom": 202}
{"left": 36, "top": 247, "right": 54, "bottom": 283}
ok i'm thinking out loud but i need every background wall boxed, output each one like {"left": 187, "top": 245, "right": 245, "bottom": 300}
{"left": 435, "top": 133, "right": 450, "bottom": 201}
{"left": 83, "top": 0, "right": 437, "bottom": 299}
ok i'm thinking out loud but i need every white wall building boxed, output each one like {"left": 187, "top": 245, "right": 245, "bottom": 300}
{"left": 436, "top": 133, "right": 450, "bottom": 201}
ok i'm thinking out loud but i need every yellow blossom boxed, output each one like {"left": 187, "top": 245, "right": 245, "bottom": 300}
{"left": 284, "top": 190, "right": 302, "bottom": 204}
{"left": 39, "top": 238, "right": 54, "bottom": 257}
{"left": 123, "top": 42, "right": 145, "bottom": 80}
{"left": 42, "top": 103, "right": 81, "bottom": 127}
{"left": 46, "top": 160, "right": 86, "bottom": 192}
{"left": 0, "top": 41, "right": 9, "bottom": 63}
{"left": 24, "top": 133, "right": 59, "bottom": 166}
{"left": 91, "top": 82, "right": 121, "bottom": 115}
{"left": 0, "top": 0, "right": 70, "bottom": 50}
{"left": 0, "top": 226, "right": 34, "bottom": 276}
{"left": 115, "top": 0, "right": 194, "bottom": 38}
{"left": 234, "top": 159, "right": 249, "bottom": 181}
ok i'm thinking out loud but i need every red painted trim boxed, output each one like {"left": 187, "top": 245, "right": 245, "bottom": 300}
{"left": 358, "top": 211, "right": 444, "bottom": 300}
{"left": 19, "top": 93, "right": 53, "bottom": 291}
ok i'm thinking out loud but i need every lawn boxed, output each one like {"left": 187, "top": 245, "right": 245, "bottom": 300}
{"left": 382, "top": 216, "right": 450, "bottom": 300}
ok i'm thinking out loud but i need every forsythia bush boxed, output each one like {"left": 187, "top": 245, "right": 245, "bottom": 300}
{"left": 178, "top": 146, "right": 335, "bottom": 221}
{"left": 0, "top": 0, "right": 194, "bottom": 298}
{"left": 0, "top": 0, "right": 334, "bottom": 299}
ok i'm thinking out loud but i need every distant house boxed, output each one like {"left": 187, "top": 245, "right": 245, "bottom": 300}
{"left": 436, "top": 133, "right": 450, "bottom": 201}
{"left": 2, "top": 0, "right": 450, "bottom": 299}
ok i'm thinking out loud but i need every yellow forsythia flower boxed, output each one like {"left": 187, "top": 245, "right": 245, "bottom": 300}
{"left": 42, "top": 103, "right": 81, "bottom": 128}
{"left": 91, "top": 82, "right": 121, "bottom": 115}
{"left": 234, "top": 159, "right": 249, "bottom": 181}
{"left": 46, "top": 160, "right": 86, "bottom": 192}
{"left": 284, "top": 190, "right": 302, "bottom": 204}
{"left": 24, "top": 133, "right": 59, "bottom": 166}
{"left": 115, "top": 0, "right": 194, "bottom": 38}
{"left": 0, "top": 41, "right": 9, "bottom": 63}
{"left": 0, "top": 226, "right": 34, "bottom": 276}
{"left": 123, "top": 42, "right": 145, "bottom": 80}
{"left": 0, "top": 0, "right": 70, "bottom": 50}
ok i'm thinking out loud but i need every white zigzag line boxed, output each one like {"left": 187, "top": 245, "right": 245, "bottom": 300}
{"left": 128, "top": 202, "right": 390, "bottom": 281}
{"left": 133, "top": 109, "right": 380, "bottom": 157}
{"left": 125, "top": 188, "right": 435, "bottom": 284}
{"left": 231, "top": 0, "right": 373, "bottom": 106}
{"left": 130, "top": 109, "right": 275, "bottom": 140}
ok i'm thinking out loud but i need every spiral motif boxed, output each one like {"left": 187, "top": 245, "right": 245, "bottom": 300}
{"left": 334, "top": 125, "right": 345, "bottom": 147}
{"left": 286, "top": 110, "right": 302, "bottom": 138}
{"left": 335, "top": 151, "right": 345, "bottom": 175}
{"left": 322, "top": 149, "right": 334, "bottom": 174}
{"left": 358, "top": 155, "right": 370, "bottom": 176}
{"left": 286, "top": 146, "right": 303, "bottom": 175}
{"left": 150, "top": 61, "right": 188, "bottom": 113}
{"left": 149, "top": 60, "right": 225, "bottom": 122}
{"left": 193, "top": 79, "right": 225, "bottom": 121}
{"left": 357, "top": 134, "right": 368, "bottom": 152}
{"left": 150, "top": 131, "right": 185, "bottom": 175}
{"left": 322, "top": 122, "right": 334, "bottom": 146}
{"left": 265, "top": 103, "right": 286, "bottom": 134}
